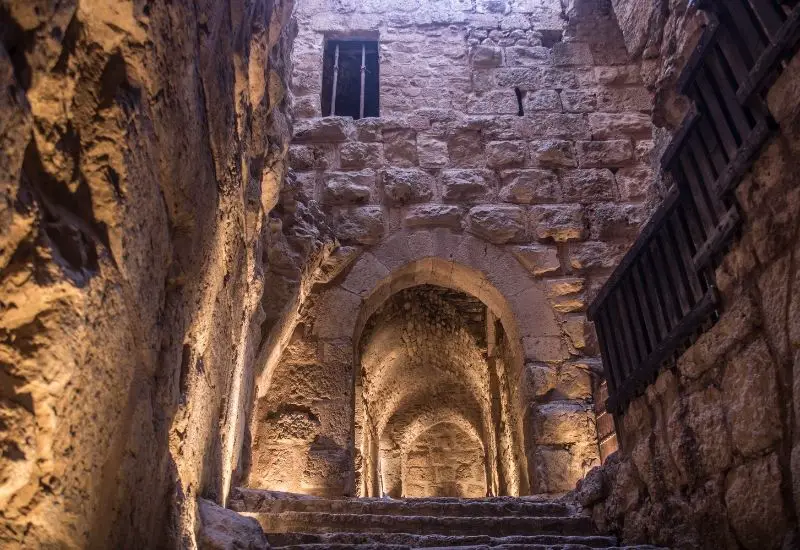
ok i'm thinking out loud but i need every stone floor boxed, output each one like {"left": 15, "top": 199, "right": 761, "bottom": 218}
{"left": 226, "top": 489, "right": 665, "bottom": 549}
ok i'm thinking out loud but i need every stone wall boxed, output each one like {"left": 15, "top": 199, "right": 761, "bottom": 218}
{"left": 403, "top": 421, "right": 487, "bottom": 498}
{"left": 246, "top": 0, "right": 662, "bottom": 499}
{"left": 0, "top": 0, "right": 333, "bottom": 547}
{"left": 577, "top": 3, "right": 800, "bottom": 550}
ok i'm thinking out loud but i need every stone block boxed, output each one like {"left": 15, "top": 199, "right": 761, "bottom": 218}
{"left": 615, "top": 165, "right": 653, "bottom": 201}
{"left": 531, "top": 205, "right": 585, "bottom": 242}
{"left": 576, "top": 140, "right": 634, "bottom": 168}
{"left": 441, "top": 169, "right": 496, "bottom": 203}
{"left": 499, "top": 169, "right": 559, "bottom": 204}
{"left": 552, "top": 42, "right": 593, "bottom": 66}
{"left": 380, "top": 168, "right": 435, "bottom": 205}
{"left": 322, "top": 170, "right": 374, "bottom": 205}
{"left": 505, "top": 45, "right": 550, "bottom": 66}
{"left": 523, "top": 90, "right": 561, "bottom": 112}
{"left": 467, "top": 205, "right": 527, "bottom": 244}
{"left": 560, "top": 168, "right": 616, "bottom": 202}
{"left": 417, "top": 134, "right": 449, "bottom": 168}
{"left": 725, "top": 454, "right": 787, "bottom": 550}
{"left": 594, "top": 65, "right": 643, "bottom": 85}
{"left": 471, "top": 45, "right": 503, "bottom": 67}
{"left": 334, "top": 206, "right": 385, "bottom": 244}
{"left": 588, "top": 112, "right": 652, "bottom": 139}
{"left": 597, "top": 88, "right": 653, "bottom": 113}
{"left": 293, "top": 117, "right": 350, "bottom": 142}
{"left": 560, "top": 90, "right": 597, "bottom": 113}
{"left": 404, "top": 204, "right": 463, "bottom": 228}
{"left": 586, "top": 203, "right": 644, "bottom": 240}
{"left": 511, "top": 244, "right": 560, "bottom": 276}
{"left": 568, "top": 241, "right": 628, "bottom": 272}
{"left": 467, "top": 90, "right": 520, "bottom": 115}
{"left": 487, "top": 140, "right": 527, "bottom": 168}
{"left": 683, "top": 387, "right": 732, "bottom": 477}
{"left": 384, "top": 128, "right": 418, "bottom": 167}
{"left": 532, "top": 446, "right": 574, "bottom": 493}
{"left": 448, "top": 130, "right": 485, "bottom": 167}
{"left": 340, "top": 142, "right": 383, "bottom": 169}
{"left": 529, "top": 139, "right": 577, "bottom": 168}
{"left": 531, "top": 402, "right": 595, "bottom": 444}
{"left": 722, "top": 338, "right": 782, "bottom": 457}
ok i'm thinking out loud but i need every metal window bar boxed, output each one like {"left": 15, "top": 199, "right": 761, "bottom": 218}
{"left": 329, "top": 42, "right": 369, "bottom": 119}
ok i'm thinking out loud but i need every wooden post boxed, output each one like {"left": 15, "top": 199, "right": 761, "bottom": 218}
{"left": 330, "top": 43, "right": 340, "bottom": 117}
{"left": 359, "top": 42, "right": 366, "bottom": 119}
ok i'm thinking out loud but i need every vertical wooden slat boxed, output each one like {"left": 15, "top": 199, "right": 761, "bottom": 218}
{"left": 668, "top": 214, "right": 706, "bottom": 304}
{"left": 630, "top": 260, "right": 661, "bottom": 354}
{"left": 748, "top": 0, "right": 787, "bottom": 36}
{"left": 695, "top": 108, "right": 731, "bottom": 173}
{"left": 331, "top": 43, "right": 340, "bottom": 117}
{"left": 622, "top": 277, "right": 651, "bottom": 360}
{"left": 656, "top": 232, "right": 693, "bottom": 317}
{"left": 600, "top": 307, "right": 627, "bottom": 390}
{"left": 715, "top": 24, "right": 754, "bottom": 86}
{"left": 686, "top": 132, "right": 730, "bottom": 221}
{"left": 705, "top": 45, "right": 756, "bottom": 138}
{"left": 636, "top": 256, "right": 670, "bottom": 340}
{"left": 677, "top": 154, "right": 718, "bottom": 231}
{"left": 595, "top": 315, "right": 620, "bottom": 394}
{"left": 722, "top": 0, "right": 769, "bottom": 59}
{"left": 614, "top": 291, "right": 643, "bottom": 370}
{"left": 647, "top": 240, "right": 680, "bottom": 332}
{"left": 693, "top": 72, "right": 740, "bottom": 158}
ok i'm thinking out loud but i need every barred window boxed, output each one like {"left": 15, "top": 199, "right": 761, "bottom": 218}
{"left": 322, "top": 39, "right": 379, "bottom": 119}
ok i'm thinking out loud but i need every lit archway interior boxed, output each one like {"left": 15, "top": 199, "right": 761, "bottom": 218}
{"left": 355, "top": 284, "right": 525, "bottom": 497}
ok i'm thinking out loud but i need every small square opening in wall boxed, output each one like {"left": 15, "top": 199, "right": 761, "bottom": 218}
{"left": 322, "top": 39, "right": 379, "bottom": 119}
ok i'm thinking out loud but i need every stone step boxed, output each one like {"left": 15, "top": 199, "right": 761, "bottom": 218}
{"left": 271, "top": 545, "right": 663, "bottom": 550}
{"left": 249, "top": 511, "right": 595, "bottom": 537}
{"left": 266, "top": 532, "right": 623, "bottom": 548}
{"left": 230, "top": 488, "right": 574, "bottom": 518}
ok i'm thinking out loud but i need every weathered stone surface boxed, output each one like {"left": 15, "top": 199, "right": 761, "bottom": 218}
{"left": 725, "top": 454, "right": 787, "bottom": 550}
{"left": 405, "top": 204, "right": 463, "bottom": 228}
{"left": 512, "top": 245, "right": 560, "bottom": 276}
{"left": 334, "top": 207, "right": 386, "bottom": 244}
{"left": 417, "top": 134, "right": 449, "bottom": 168}
{"left": 524, "top": 90, "right": 562, "bottom": 112}
{"left": 561, "top": 169, "right": 616, "bottom": 202}
{"left": 721, "top": 338, "right": 782, "bottom": 457}
{"left": 576, "top": 140, "right": 634, "bottom": 168}
{"left": 531, "top": 402, "right": 595, "bottom": 445}
{"left": 487, "top": 141, "right": 528, "bottom": 168}
{"left": 499, "top": 169, "right": 559, "bottom": 204}
{"left": 467, "top": 205, "right": 526, "bottom": 243}
{"left": 294, "top": 117, "right": 350, "bottom": 142}
{"left": 561, "top": 90, "right": 597, "bottom": 113}
{"left": 529, "top": 140, "right": 577, "bottom": 168}
{"left": 441, "top": 169, "right": 496, "bottom": 202}
{"left": 384, "top": 129, "right": 418, "bottom": 167}
{"left": 380, "top": 168, "right": 435, "bottom": 205}
{"left": 471, "top": 45, "right": 503, "bottom": 67}
{"left": 323, "top": 171, "right": 374, "bottom": 205}
{"left": 448, "top": 130, "right": 485, "bottom": 167}
{"left": 468, "top": 90, "right": 520, "bottom": 115}
{"left": 340, "top": 142, "right": 384, "bottom": 169}
{"left": 197, "top": 499, "right": 269, "bottom": 550}
{"left": 589, "top": 112, "right": 652, "bottom": 139}
{"left": 531, "top": 205, "right": 585, "bottom": 242}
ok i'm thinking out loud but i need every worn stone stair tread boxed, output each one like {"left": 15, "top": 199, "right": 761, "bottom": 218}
{"left": 266, "top": 532, "right": 622, "bottom": 547}
{"left": 230, "top": 489, "right": 573, "bottom": 518}
{"left": 269, "top": 544, "right": 665, "bottom": 550}
{"left": 251, "top": 511, "right": 595, "bottom": 536}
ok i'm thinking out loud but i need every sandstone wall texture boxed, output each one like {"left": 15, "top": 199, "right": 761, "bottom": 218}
{"left": 0, "top": 0, "right": 335, "bottom": 547}
{"left": 247, "top": 0, "right": 661, "bottom": 498}
{"left": 576, "top": 3, "right": 800, "bottom": 550}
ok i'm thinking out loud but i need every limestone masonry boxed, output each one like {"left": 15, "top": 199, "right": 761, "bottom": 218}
{"left": 1, "top": 0, "right": 799, "bottom": 549}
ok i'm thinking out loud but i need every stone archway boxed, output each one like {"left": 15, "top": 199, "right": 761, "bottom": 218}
{"left": 247, "top": 228, "right": 598, "bottom": 497}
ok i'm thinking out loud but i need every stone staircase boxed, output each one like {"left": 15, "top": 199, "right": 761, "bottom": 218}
{"left": 228, "top": 489, "right": 662, "bottom": 549}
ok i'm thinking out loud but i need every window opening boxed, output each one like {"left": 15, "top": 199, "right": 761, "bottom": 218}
{"left": 514, "top": 87, "right": 524, "bottom": 116}
{"left": 322, "top": 40, "right": 379, "bottom": 119}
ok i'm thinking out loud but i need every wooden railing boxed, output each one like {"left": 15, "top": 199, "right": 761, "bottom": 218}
{"left": 589, "top": 0, "right": 800, "bottom": 416}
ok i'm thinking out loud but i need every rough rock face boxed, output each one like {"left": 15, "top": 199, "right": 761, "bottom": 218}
{"left": 0, "top": 0, "right": 335, "bottom": 547}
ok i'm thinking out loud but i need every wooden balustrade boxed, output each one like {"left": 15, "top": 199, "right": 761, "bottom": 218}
{"left": 589, "top": 0, "right": 800, "bottom": 417}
